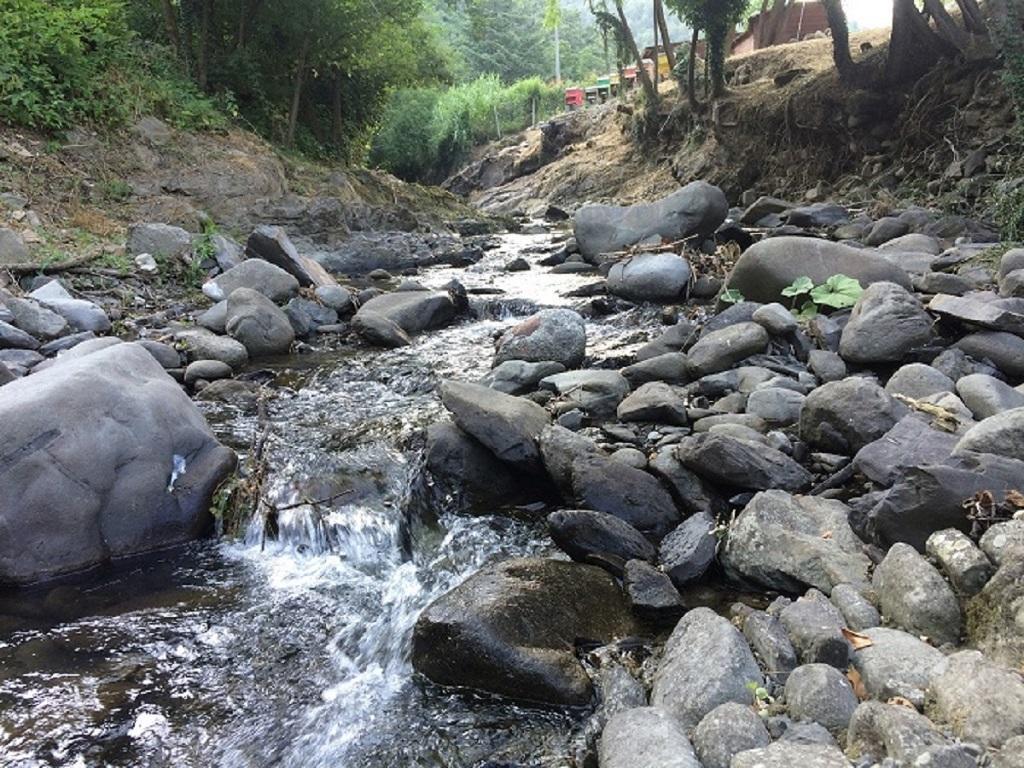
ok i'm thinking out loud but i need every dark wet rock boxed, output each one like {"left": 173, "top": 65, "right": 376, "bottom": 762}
{"left": 658, "top": 511, "right": 716, "bottom": 588}
{"left": 784, "top": 664, "right": 857, "bottom": 735}
{"left": 874, "top": 542, "right": 962, "bottom": 646}
{"left": 570, "top": 454, "right": 679, "bottom": 539}
{"left": 606, "top": 252, "right": 692, "bottom": 302}
{"left": 647, "top": 449, "right": 727, "bottom": 516}
{"left": 847, "top": 701, "right": 952, "bottom": 765}
{"left": 743, "top": 610, "right": 798, "bottom": 684}
{"left": 621, "top": 352, "right": 689, "bottom": 387}
{"left": 0, "top": 343, "right": 235, "bottom": 585}
{"left": 440, "top": 380, "right": 550, "bottom": 473}
{"left": 650, "top": 607, "right": 763, "bottom": 730}
{"left": 574, "top": 181, "right": 727, "bottom": 258}
{"left": 315, "top": 284, "right": 354, "bottom": 313}
{"left": 126, "top": 222, "right": 191, "bottom": 258}
{"left": 546, "top": 509, "right": 654, "bottom": 574}
{"left": 622, "top": 559, "right": 684, "bottom": 625}
{"left": 865, "top": 217, "right": 910, "bottom": 246}
{"left": 225, "top": 288, "right": 295, "bottom": 357}
{"left": 700, "top": 301, "right": 762, "bottom": 337}
{"left": 137, "top": 340, "right": 182, "bottom": 370}
{"left": 731, "top": 741, "right": 852, "bottom": 768}
{"left": 0, "top": 319, "right": 40, "bottom": 350}
{"left": 245, "top": 225, "right": 338, "bottom": 289}
{"left": 808, "top": 350, "right": 847, "bottom": 383}
{"left": 779, "top": 591, "right": 850, "bottom": 669}
{"left": 955, "top": 332, "right": 1024, "bottom": 379}
{"left": 693, "top": 702, "right": 770, "bottom": 768}
{"left": 867, "top": 452, "right": 1024, "bottom": 551}
{"left": 174, "top": 328, "right": 248, "bottom": 369}
{"left": 839, "top": 282, "right": 933, "bottom": 364}
{"left": 955, "top": 407, "right": 1024, "bottom": 461}
{"left": 980, "top": 520, "right": 1024, "bottom": 566}
{"left": 853, "top": 415, "right": 958, "bottom": 487}
{"left": 785, "top": 203, "right": 850, "bottom": 229}
{"left": 635, "top": 320, "right": 698, "bottom": 361}
{"left": 956, "top": 373, "right": 1024, "bottom": 420}
{"left": 204, "top": 258, "right": 300, "bottom": 303}
{"left": 538, "top": 425, "right": 602, "bottom": 498}
{"left": 741, "top": 196, "right": 795, "bottom": 225}
{"left": 676, "top": 433, "right": 812, "bottom": 492}
{"left": 540, "top": 370, "right": 630, "bottom": 418}
{"left": 725, "top": 237, "right": 911, "bottom": 304}
{"left": 411, "top": 558, "right": 638, "bottom": 706}
{"left": 598, "top": 706, "right": 700, "bottom": 768}
{"left": 722, "top": 491, "right": 870, "bottom": 594}
{"left": 829, "top": 584, "right": 880, "bottom": 631}
{"left": 493, "top": 308, "right": 586, "bottom": 369}
{"left": 927, "top": 650, "right": 1024, "bottom": 749}
{"left": 851, "top": 627, "right": 944, "bottom": 705}
{"left": 885, "top": 363, "right": 955, "bottom": 399}
{"left": 354, "top": 291, "right": 456, "bottom": 345}
{"left": 484, "top": 360, "right": 566, "bottom": 395}
{"left": 687, "top": 323, "right": 769, "bottom": 378}
{"left": 617, "top": 382, "right": 688, "bottom": 426}
{"left": 183, "top": 359, "right": 232, "bottom": 385}
{"left": 966, "top": 553, "right": 1024, "bottom": 668}
{"left": 926, "top": 528, "right": 993, "bottom": 597}
{"left": 800, "top": 378, "right": 906, "bottom": 455}
{"left": 423, "top": 422, "right": 539, "bottom": 512}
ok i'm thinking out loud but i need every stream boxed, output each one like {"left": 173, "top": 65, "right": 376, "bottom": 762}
{"left": 0, "top": 232, "right": 662, "bottom": 768}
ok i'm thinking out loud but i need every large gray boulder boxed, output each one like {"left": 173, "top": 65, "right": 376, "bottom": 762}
{"left": 0, "top": 227, "right": 30, "bottom": 265}
{"left": 847, "top": 701, "right": 952, "bottom": 766}
{"left": 687, "top": 322, "right": 769, "bottom": 378}
{"left": 0, "top": 343, "right": 235, "bottom": 585}
{"left": 651, "top": 607, "right": 763, "bottom": 729}
{"left": 839, "top": 282, "right": 933, "bottom": 364}
{"left": 955, "top": 331, "right": 1024, "bottom": 380}
{"left": 724, "top": 237, "right": 912, "bottom": 304}
{"left": 245, "top": 225, "right": 338, "bottom": 289}
{"left": 692, "top": 702, "right": 770, "bottom": 768}
{"left": 927, "top": 650, "right": 1024, "bottom": 748}
{"left": 955, "top": 407, "right": 1024, "bottom": 462}
{"left": 874, "top": 543, "right": 962, "bottom": 646}
{"left": 354, "top": 290, "right": 457, "bottom": 346}
{"left": 205, "top": 259, "right": 300, "bottom": 303}
{"left": 440, "top": 380, "right": 550, "bottom": 472}
{"left": 126, "top": 222, "right": 191, "bottom": 258}
{"left": 174, "top": 328, "right": 249, "bottom": 370}
{"left": 599, "top": 707, "right": 700, "bottom": 768}
{"left": 731, "top": 742, "right": 852, "bottom": 768}
{"left": 570, "top": 454, "right": 680, "bottom": 539}
{"left": 607, "top": 252, "right": 692, "bottom": 302}
{"left": 800, "top": 378, "right": 907, "bottom": 454}
{"left": 574, "top": 181, "right": 728, "bottom": 258}
{"left": 676, "top": 433, "right": 812, "bottom": 492}
{"left": 225, "top": 287, "right": 295, "bottom": 358}
{"left": 547, "top": 509, "right": 655, "bottom": 573}
{"left": 853, "top": 415, "right": 959, "bottom": 488}
{"left": 966, "top": 554, "right": 1024, "bottom": 668}
{"left": 2, "top": 295, "right": 68, "bottom": 340}
{"left": 722, "top": 491, "right": 871, "bottom": 594}
{"left": 851, "top": 627, "right": 945, "bottom": 705}
{"left": 784, "top": 664, "right": 858, "bottom": 735}
{"left": 957, "top": 373, "right": 1024, "bottom": 420}
{"left": 411, "top": 558, "right": 637, "bottom": 706}
{"left": 493, "top": 308, "right": 586, "bottom": 369}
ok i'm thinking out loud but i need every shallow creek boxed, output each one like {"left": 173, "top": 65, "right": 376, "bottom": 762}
{"left": 0, "top": 232, "right": 665, "bottom": 768}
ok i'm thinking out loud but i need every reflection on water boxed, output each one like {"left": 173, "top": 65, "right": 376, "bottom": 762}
{"left": 0, "top": 232, "right": 658, "bottom": 768}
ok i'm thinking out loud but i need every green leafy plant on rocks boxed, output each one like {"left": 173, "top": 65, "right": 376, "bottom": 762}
{"left": 782, "top": 274, "right": 864, "bottom": 319}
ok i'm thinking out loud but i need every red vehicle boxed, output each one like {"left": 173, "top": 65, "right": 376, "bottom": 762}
{"left": 564, "top": 87, "right": 585, "bottom": 110}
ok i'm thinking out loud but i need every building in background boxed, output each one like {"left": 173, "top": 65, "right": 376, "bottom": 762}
{"left": 731, "top": 1, "right": 830, "bottom": 56}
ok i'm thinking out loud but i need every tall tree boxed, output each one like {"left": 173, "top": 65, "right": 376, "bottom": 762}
{"left": 821, "top": 0, "right": 860, "bottom": 84}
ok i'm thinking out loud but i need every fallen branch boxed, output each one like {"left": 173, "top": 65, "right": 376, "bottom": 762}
{"left": 3, "top": 250, "right": 103, "bottom": 276}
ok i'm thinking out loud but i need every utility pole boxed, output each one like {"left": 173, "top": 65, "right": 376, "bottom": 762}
{"left": 653, "top": 0, "right": 659, "bottom": 87}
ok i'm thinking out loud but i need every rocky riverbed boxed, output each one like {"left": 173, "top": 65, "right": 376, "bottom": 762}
{"left": 1, "top": 180, "right": 1024, "bottom": 768}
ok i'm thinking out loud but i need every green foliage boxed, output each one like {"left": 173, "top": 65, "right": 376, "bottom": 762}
{"left": 665, "top": 0, "right": 747, "bottom": 95}
{"left": 996, "top": 4, "right": 1024, "bottom": 125}
{"left": 996, "top": 184, "right": 1024, "bottom": 242}
{"left": 783, "top": 274, "right": 864, "bottom": 319}
{"left": 719, "top": 287, "right": 745, "bottom": 304}
{"left": 371, "top": 75, "right": 564, "bottom": 181}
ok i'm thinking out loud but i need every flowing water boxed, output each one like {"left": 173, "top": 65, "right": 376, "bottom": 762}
{"left": 0, "top": 232, "right": 661, "bottom": 768}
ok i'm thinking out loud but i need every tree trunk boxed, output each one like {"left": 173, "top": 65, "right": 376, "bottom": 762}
{"left": 687, "top": 24, "right": 701, "bottom": 111}
{"left": 655, "top": 0, "right": 676, "bottom": 71}
{"left": 286, "top": 37, "right": 310, "bottom": 148}
{"left": 923, "top": 0, "right": 971, "bottom": 49}
{"left": 652, "top": 0, "right": 659, "bottom": 87}
{"left": 886, "top": 0, "right": 957, "bottom": 85}
{"left": 236, "top": 0, "right": 265, "bottom": 50}
{"left": 198, "top": 0, "right": 212, "bottom": 91}
{"left": 615, "top": 1, "right": 657, "bottom": 105}
{"left": 955, "top": 0, "right": 987, "bottom": 34}
{"left": 762, "top": 0, "right": 789, "bottom": 47}
{"left": 331, "top": 70, "right": 345, "bottom": 149}
{"left": 160, "top": 0, "right": 182, "bottom": 57}
{"left": 707, "top": 14, "right": 730, "bottom": 97}
{"left": 821, "top": 0, "right": 859, "bottom": 83}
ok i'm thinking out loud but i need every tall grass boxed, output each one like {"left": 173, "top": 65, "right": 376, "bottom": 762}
{"left": 370, "top": 74, "right": 564, "bottom": 182}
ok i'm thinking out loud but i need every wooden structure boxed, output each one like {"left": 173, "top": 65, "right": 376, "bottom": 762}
{"left": 731, "top": 1, "right": 830, "bottom": 55}
{"left": 564, "top": 87, "right": 585, "bottom": 109}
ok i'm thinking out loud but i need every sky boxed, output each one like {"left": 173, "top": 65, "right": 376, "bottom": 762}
{"left": 843, "top": 0, "right": 894, "bottom": 30}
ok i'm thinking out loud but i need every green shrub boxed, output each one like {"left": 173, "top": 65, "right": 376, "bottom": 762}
{"left": 996, "top": 183, "right": 1024, "bottom": 242}
{"left": 368, "top": 88, "right": 442, "bottom": 181}
{"left": 0, "top": 0, "right": 225, "bottom": 132}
